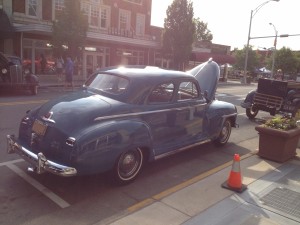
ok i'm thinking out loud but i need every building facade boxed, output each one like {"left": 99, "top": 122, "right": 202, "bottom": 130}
{"left": 0, "top": 0, "right": 234, "bottom": 78}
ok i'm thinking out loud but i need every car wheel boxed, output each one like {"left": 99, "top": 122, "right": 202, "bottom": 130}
{"left": 246, "top": 106, "right": 258, "bottom": 119}
{"left": 214, "top": 119, "right": 231, "bottom": 146}
{"left": 113, "top": 148, "right": 143, "bottom": 185}
{"left": 31, "top": 85, "right": 38, "bottom": 95}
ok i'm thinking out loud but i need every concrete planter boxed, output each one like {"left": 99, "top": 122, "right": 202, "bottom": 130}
{"left": 255, "top": 125, "right": 300, "bottom": 163}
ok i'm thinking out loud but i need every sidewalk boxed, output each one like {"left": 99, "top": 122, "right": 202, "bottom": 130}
{"left": 37, "top": 74, "right": 85, "bottom": 88}
{"left": 97, "top": 150, "right": 300, "bottom": 225}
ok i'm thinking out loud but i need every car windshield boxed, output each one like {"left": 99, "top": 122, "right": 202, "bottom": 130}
{"left": 85, "top": 73, "right": 129, "bottom": 95}
{"left": 8, "top": 57, "right": 21, "bottom": 66}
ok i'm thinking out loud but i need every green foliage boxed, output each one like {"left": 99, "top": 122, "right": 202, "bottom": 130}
{"left": 264, "top": 115, "right": 297, "bottom": 131}
{"left": 51, "top": 0, "right": 88, "bottom": 58}
{"left": 194, "top": 17, "right": 213, "bottom": 42}
{"left": 233, "top": 46, "right": 260, "bottom": 71}
{"left": 162, "top": 0, "right": 195, "bottom": 70}
{"left": 274, "top": 47, "right": 298, "bottom": 75}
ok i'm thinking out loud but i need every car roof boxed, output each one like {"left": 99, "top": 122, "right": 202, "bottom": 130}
{"left": 102, "top": 66, "right": 196, "bottom": 82}
{"left": 90, "top": 66, "right": 199, "bottom": 104}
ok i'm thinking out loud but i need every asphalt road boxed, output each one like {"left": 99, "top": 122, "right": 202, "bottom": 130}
{"left": 0, "top": 83, "right": 272, "bottom": 225}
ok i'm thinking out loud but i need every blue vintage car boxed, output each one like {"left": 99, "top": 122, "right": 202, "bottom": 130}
{"left": 7, "top": 59, "right": 238, "bottom": 185}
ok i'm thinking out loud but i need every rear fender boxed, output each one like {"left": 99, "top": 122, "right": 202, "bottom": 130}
{"left": 74, "top": 120, "right": 153, "bottom": 173}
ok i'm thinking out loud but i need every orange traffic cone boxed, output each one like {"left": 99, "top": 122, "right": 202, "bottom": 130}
{"left": 221, "top": 154, "right": 247, "bottom": 193}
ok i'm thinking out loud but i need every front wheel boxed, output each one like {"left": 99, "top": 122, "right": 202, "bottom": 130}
{"left": 213, "top": 119, "right": 231, "bottom": 147}
{"left": 112, "top": 148, "right": 144, "bottom": 185}
{"left": 246, "top": 105, "right": 258, "bottom": 119}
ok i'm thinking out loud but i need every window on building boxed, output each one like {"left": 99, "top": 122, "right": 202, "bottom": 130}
{"left": 136, "top": 13, "right": 145, "bottom": 35}
{"left": 28, "top": 0, "right": 37, "bottom": 16}
{"left": 28, "top": 0, "right": 38, "bottom": 17}
{"left": 54, "top": 0, "right": 65, "bottom": 18}
{"left": 55, "top": 0, "right": 65, "bottom": 11}
{"left": 91, "top": 7, "right": 99, "bottom": 26}
{"left": 81, "top": 2, "right": 110, "bottom": 29}
{"left": 100, "top": 7, "right": 109, "bottom": 28}
{"left": 119, "top": 9, "right": 130, "bottom": 30}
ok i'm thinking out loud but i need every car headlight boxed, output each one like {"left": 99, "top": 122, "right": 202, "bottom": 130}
{"left": 1, "top": 68, "right": 8, "bottom": 74}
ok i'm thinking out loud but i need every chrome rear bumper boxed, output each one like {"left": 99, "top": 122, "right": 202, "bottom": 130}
{"left": 7, "top": 134, "right": 77, "bottom": 177}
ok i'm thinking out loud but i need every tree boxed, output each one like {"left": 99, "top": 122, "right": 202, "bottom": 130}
{"left": 51, "top": 0, "right": 88, "bottom": 58}
{"left": 233, "top": 46, "right": 260, "bottom": 72}
{"left": 162, "top": 0, "right": 195, "bottom": 70}
{"left": 194, "top": 17, "right": 213, "bottom": 42}
{"left": 274, "top": 47, "right": 297, "bottom": 76}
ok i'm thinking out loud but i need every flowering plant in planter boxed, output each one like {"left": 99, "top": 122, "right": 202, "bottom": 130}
{"left": 263, "top": 115, "right": 297, "bottom": 131}
{"left": 255, "top": 115, "right": 300, "bottom": 163}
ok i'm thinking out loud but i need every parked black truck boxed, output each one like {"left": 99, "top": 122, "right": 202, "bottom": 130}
{"left": 241, "top": 78, "right": 300, "bottom": 119}
{"left": 0, "top": 52, "right": 39, "bottom": 95}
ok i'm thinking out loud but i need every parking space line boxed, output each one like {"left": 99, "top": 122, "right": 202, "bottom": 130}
{"left": 6, "top": 163, "right": 71, "bottom": 208}
{"left": 0, "top": 100, "right": 48, "bottom": 107}
{"left": 0, "top": 159, "right": 24, "bottom": 166}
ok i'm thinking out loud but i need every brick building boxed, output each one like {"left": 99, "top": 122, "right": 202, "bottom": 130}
{"left": 0, "top": 0, "right": 234, "bottom": 78}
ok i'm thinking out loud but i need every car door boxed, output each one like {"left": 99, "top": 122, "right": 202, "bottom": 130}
{"left": 143, "top": 80, "right": 207, "bottom": 156}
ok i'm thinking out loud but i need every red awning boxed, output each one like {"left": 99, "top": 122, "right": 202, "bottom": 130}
{"left": 191, "top": 52, "right": 235, "bottom": 65}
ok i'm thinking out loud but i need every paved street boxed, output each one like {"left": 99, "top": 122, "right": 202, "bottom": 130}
{"left": 1, "top": 80, "right": 300, "bottom": 225}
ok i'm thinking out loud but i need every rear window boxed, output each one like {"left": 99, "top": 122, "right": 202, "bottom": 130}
{"left": 85, "top": 73, "right": 129, "bottom": 95}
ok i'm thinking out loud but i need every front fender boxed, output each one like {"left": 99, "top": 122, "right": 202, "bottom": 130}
{"left": 206, "top": 100, "right": 237, "bottom": 138}
{"left": 73, "top": 120, "right": 152, "bottom": 175}
{"left": 241, "top": 89, "right": 256, "bottom": 108}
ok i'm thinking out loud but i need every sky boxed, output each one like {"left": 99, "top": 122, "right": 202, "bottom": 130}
{"left": 151, "top": 0, "right": 300, "bottom": 51}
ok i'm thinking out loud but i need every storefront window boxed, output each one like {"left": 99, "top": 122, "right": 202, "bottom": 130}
{"left": 22, "top": 39, "right": 54, "bottom": 74}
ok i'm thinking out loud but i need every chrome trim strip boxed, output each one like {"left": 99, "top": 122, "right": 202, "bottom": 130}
{"left": 6, "top": 135, "right": 77, "bottom": 177}
{"left": 222, "top": 112, "right": 238, "bottom": 118}
{"left": 154, "top": 139, "right": 211, "bottom": 160}
{"left": 94, "top": 103, "right": 206, "bottom": 121}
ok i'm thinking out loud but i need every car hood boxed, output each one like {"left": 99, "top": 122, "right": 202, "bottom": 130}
{"left": 34, "top": 91, "right": 116, "bottom": 133}
{"left": 187, "top": 59, "right": 220, "bottom": 101}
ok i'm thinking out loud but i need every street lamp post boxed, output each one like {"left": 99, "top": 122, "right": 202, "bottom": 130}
{"left": 243, "top": 0, "right": 280, "bottom": 84}
{"left": 269, "top": 22, "right": 278, "bottom": 79}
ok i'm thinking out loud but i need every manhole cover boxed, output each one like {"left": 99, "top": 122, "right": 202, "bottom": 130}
{"left": 260, "top": 187, "right": 300, "bottom": 219}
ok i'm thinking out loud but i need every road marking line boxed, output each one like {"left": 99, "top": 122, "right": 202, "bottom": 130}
{"left": 6, "top": 164, "right": 71, "bottom": 208}
{"left": 0, "top": 100, "right": 48, "bottom": 106}
{"left": 0, "top": 159, "right": 24, "bottom": 166}
{"left": 127, "top": 152, "right": 255, "bottom": 212}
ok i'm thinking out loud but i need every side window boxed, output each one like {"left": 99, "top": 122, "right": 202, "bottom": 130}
{"left": 148, "top": 83, "right": 174, "bottom": 104}
{"left": 178, "top": 81, "right": 199, "bottom": 100}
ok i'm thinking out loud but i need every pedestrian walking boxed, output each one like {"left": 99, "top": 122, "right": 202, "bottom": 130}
{"left": 56, "top": 56, "right": 64, "bottom": 82}
{"left": 64, "top": 57, "right": 74, "bottom": 91}
{"left": 40, "top": 54, "right": 47, "bottom": 74}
